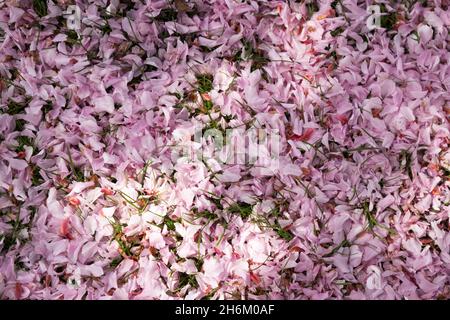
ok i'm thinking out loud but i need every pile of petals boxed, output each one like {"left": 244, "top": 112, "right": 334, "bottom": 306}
{"left": 0, "top": 0, "right": 449, "bottom": 299}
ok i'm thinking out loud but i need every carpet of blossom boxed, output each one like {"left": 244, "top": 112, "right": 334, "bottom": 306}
{"left": 0, "top": 0, "right": 449, "bottom": 300}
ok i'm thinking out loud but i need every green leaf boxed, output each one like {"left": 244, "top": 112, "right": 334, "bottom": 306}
{"left": 194, "top": 209, "right": 217, "bottom": 220}
{"left": 16, "top": 136, "right": 33, "bottom": 152}
{"left": 200, "top": 45, "right": 219, "bottom": 53}
{"left": 379, "top": 4, "right": 397, "bottom": 30}
{"left": 331, "top": 0, "right": 339, "bottom": 10}
{"left": 277, "top": 228, "right": 294, "bottom": 241}
{"left": 203, "top": 100, "right": 213, "bottom": 111}
{"left": 101, "top": 23, "right": 112, "bottom": 35}
{"left": 207, "top": 196, "right": 223, "bottom": 210}
{"left": 331, "top": 27, "right": 344, "bottom": 37}
{"left": 400, "top": 150, "right": 413, "bottom": 180}
{"left": 193, "top": 257, "right": 203, "bottom": 270}
{"left": 362, "top": 201, "right": 377, "bottom": 230}
{"left": 228, "top": 202, "right": 253, "bottom": 219}
{"left": 15, "top": 119, "right": 26, "bottom": 131}
{"left": 163, "top": 216, "right": 176, "bottom": 231}
{"left": 306, "top": 1, "right": 319, "bottom": 19}
{"left": 196, "top": 73, "right": 213, "bottom": 93}
{"left": 324, "top": 238, "right": 351, "bottom": 257}
{"left": 6, "top": 99, "right": 27, "bottom": 115}
{"left": 154, "top": 8, "right": 178, "bottom": 22}
{"left": 33, "top": 0, "right": 48, "bottom": 18}
{"left": 42, "top": 101, "right": 53, "bottom": 116}
{"left": 178, "top": 272, "right": 199, "bottom": 289}
{"left": 66, "top": 30, "right": 80, "bottom": 45}
{"left": 110, "top": 256, "right": 123, "bottom": 268}
{"left": 31, "top": 166, "right": 44, "bottom": 186}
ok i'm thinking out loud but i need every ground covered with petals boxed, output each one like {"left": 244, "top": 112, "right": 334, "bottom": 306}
{"left": 0, "top": 0, "right": 449, "bottom": 299}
